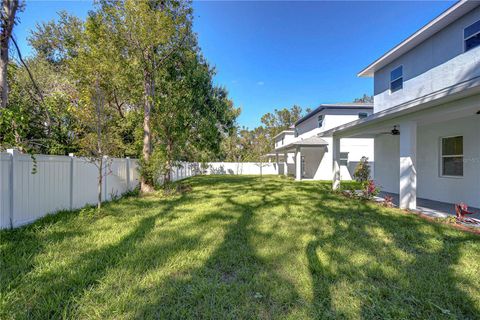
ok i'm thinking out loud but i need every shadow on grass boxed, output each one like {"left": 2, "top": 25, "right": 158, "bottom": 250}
{"left": 1, "top": 175, "right": 479, "bottom": 319}
{"left": 305, "top": 194, "right": 480, "bottom": 318}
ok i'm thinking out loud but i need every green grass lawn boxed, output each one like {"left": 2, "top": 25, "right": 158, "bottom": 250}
{"left": 1, "top": 175, "right": 479, "bottom": 319}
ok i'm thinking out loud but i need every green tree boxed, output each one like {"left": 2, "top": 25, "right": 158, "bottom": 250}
{"left": 353, "top": 94, "right": 373, "bottom": 103}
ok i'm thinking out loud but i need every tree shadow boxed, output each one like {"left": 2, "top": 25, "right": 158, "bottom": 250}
{"left": 305, "top": 194, "right": 480, "bottom": 318}
{"left": 132, "top": 177, "right": 303, "bottom": 319}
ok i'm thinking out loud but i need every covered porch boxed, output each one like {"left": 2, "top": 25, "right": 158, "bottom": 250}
{"left": 323, "top": 92, "right": 480, "bottom": 211}
{"left": 274, "top": 136, "right": 329, "bottom": 180}
{"left": 378, "top": 192, "right": 480, "bottom": 220}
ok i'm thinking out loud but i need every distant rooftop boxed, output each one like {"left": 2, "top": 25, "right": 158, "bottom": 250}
{"left": 295, "top": 103, "right": 373, "bottom": 126}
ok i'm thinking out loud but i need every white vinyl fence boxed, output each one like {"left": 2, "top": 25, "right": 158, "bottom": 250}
{"left": 0, "top": 150, "right": 199, "bottom": 229}
{"left": 0, "top": 152, "right": 279, "bottom": 229}
{"left": 206, "top": 162, "right": 278, "bottom": 175}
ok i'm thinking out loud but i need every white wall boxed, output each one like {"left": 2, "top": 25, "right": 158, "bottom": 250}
{"left": 296, "top": 108, "right": 373, "bottom": 137}
{"left": 374, "top": 135, "right": 400, "bottom": 193}
{"left": 206, "top": 162, "right": 278, "bottom": 175}
{"left": 295, "top": 137, "right": 374, "bottom": 181}
{"left": 417, "top": 117, "right": 480, "bottom": 208}
{"left": 374, "top": 116, "right": 480, "bottom": 208}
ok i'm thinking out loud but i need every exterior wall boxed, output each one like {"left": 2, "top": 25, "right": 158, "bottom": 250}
{"left": 374, "top": 135, "right": 400, "bottom": 194}
{"left": 374, "top": 116, "right": 480, "bottom": 208}
{"left": 417, "top": 116, "right": 480, "bottom": 208}
{"left": 296, "top": 108, "right": 373, "bottom": 137}
{"left": 274, "top": 132, "right": 295, "bottom": 149}
{"left": 299, "top": 137, "right": 374, "bottom": 180}
{"left": 374, "top": 6, "right": 480, "bottom": 112}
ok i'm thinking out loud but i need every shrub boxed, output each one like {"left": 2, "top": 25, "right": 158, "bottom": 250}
{"left": 361, "top": 180, "right": 379, "bottom": 200}
{"left": 353, "top": 156, "right": 371, "bottom": 182}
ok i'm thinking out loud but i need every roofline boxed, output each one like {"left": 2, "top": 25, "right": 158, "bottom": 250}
{"left": 319, "top": 76, "right": 480, "bottom": 137}
{"left": 273, "top": 130, "right": 294, "bottom": 140}
{"left": 358, "top": 0, "right": 479, "bottom": 77}
{"left": 295, "top": 104, "right": 373, "bottom": 126}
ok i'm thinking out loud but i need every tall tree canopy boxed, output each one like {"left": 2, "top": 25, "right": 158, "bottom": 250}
{"left": 0, "top": 0, "right": 239, "bottom": 193}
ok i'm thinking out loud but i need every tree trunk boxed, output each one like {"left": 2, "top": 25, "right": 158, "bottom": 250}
{"left": 164, "top": 137, "right": 173, "bottom": 184}
{"left": 0, "top": 0, "right": 19, "bottom": 109}
{"left": 140, "top": 69, "right": 155, "bottom": 193}
{"left": 98, "top": 157, "right": 103, "bottom": 210}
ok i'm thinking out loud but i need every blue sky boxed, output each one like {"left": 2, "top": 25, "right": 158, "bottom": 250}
{"left": 16, "top": 0, "right": 454, "bottom": 129}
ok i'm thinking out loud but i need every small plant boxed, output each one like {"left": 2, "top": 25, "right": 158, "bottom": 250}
{"left": 361, "top": 180, "right": 379, "bottom": 200}
{"left": 353, "top": 156, "right": 371, "bottom": 183}
{"left": 444, "top": 216, "right": 458, "bottom": 224}
{"left": 383, "top": 195, "right": 394, "bottom": 207}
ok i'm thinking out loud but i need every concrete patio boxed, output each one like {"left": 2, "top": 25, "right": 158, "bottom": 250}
{"left": 378, "top": 192, "right": 480, "bottom": 225}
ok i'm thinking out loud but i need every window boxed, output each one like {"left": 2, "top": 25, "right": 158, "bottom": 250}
{"left": 281, "top": 137, "right": 284, "bottom": 145}
{"left": 358, "top": 112, "right": 368, "bottom": 119}
{"left": 465, "top": 20, "right": 480, "bottom": 52}
{"left": 295, "top": 129, "right": 298, "bottom": 137}
{"left": 339, "top": 152, "right": 349, "bottom": 166}
{"left": 318, "top": 115, "right": 324, "bottom": 128}
{"left": 390, "top": 66, "right": 403, "bottom": 93}
{"left": 441, "top": 136, "right": 463, "bottom": 177}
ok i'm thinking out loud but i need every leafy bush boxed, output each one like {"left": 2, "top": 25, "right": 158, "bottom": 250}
{"left": 353, "top": 156, "right": 371, "bottom": 182}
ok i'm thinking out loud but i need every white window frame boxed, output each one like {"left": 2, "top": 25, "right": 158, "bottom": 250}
{"left": 464, "top": 19, "right": 480, "bottom": 52}
{"left": 317, "top": 115, "right": 324, "bottom": 128}
{"left": 439, "top": 135, "right": 464, "bottom": 178}
{"left": 390, "top": 65, "right": 403, "bottom": 94}
{"left": 339, "top": 152, "right": 349, "bottom": 166}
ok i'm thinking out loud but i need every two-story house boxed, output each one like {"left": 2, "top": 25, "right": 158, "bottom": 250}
{"left": 272, "top": 103, "right": 374, "bottom": 180}
{"left": 321, "top": 0, "right": 480, "bottom": 210}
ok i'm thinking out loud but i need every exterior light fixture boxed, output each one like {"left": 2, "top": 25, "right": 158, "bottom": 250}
{"left": 391, "top": 125, "right": 400, "bottom": 135}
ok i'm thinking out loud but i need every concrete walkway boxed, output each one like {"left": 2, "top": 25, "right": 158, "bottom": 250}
{"left": 378, "top": 192, "right": 480, "bottom": 222}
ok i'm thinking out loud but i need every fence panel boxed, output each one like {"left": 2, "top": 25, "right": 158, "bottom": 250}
{"left": 0, "top": 153, "right": 12, "bottom": 229}
{"left": 72, "top": 157, "right": 99, "bottom": 209}
{"left": 206, "top": 162, "right": 277, "bottom": 175}
{"left": 106, "top": 158, "right": 128, "bottom": 200}
{"left": 0, "top": 154, "right": 275, "bottom": 229}
{"left": 13, "top": 153, "right": 71, "bottom": 228}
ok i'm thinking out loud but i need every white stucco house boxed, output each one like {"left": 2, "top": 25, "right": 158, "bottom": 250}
{"left": 272, "top": 103, "right": 375, "bottom": 181}
{"left": 321, "top": 0, "right": 480, "bottom": 210}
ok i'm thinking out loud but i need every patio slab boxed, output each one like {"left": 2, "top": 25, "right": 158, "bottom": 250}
{"left": 378, "top": 192, "right": 480, "bottom": 225}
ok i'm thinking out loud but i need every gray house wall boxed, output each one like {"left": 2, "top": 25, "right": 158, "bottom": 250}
{"left": 374, "top": 6, "right": 480, "bottom": 113}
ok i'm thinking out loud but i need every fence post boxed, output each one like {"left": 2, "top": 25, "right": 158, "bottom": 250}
{"left": 6, "top": 148, "right": 18, "bottom": 229}
{"left": 126, "top": 157, "right": 130, "bottom": 191}
{"left": 103, "top": 155, "right": 108, "bottom": 201}
{"left": 69, "top": 153, "right": 75, "bottom": 210}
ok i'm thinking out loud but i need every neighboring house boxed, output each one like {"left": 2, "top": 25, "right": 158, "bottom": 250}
{"left": 272, "top": 103, "right": 374, "bottom": 180}
{"left": 321, "top": 0, "right": 480, "bottom": 210}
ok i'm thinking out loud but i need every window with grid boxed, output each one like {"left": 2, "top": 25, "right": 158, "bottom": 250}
{"left": 465, "top": 19, "right": 480, "bottom": 52}
{"left": 441, "top": 136, "right": 463, "bottom": 177}
{"left": 390, "top": 66, "right": 403, "bottom": 93}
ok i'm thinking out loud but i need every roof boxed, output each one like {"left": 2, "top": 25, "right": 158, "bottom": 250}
{"left": 358, "top": 0, "right": 480, "bottom": 77}
{"left": 273, "top": 130, "right": 294, "bottom": 140}
{"left": 295, "top": 103, "right": 373, "bottom": 126}
{"left": 275, "top": 136, "right": 328, "bottom": 152}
